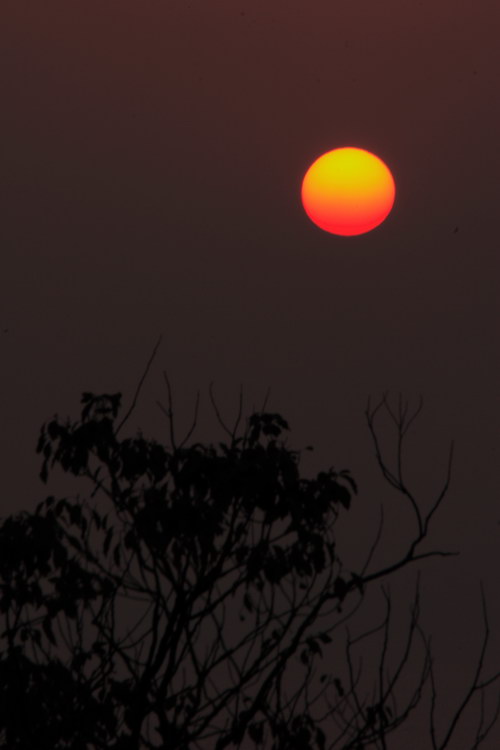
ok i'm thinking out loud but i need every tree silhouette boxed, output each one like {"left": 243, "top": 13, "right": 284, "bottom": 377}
{"left": 0, "top": 375, "right": 499, "bottom": 749}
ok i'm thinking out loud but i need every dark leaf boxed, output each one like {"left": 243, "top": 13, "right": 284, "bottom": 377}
{"left": 334, "top": 678, "right": 344, "bottom": 697}
{"left": 53, "top": 543, "right": 68, "bottom": 569}
{"left": 306, "top": 637, "right": 322, "bottom": 656}
{"left": 92, "top": 509, "right": 102, "bottom": 530}
{"left": 248, "top": 721, "right": 264, "bottom": 744}
{"left": 332, "top": 483, "right": 351, "bottom": 509}
{"left": 47, "top": 419, "right": 60, "bottom": 440}
{"left": 66, "top": 534, "right": 83, "bottom": 553}
{"left": 68, "top": 504, "right": 82, "bottom": 527}
{"left": 42, "top": 617, "right": 56, "bottom": 646}
{"left": 124, "top": 529, "right": 136, "bottom": 550}
{"left": 333, "top": 577, "right": 348, "bottom": 602}
{"left": 103, "top": 528, "right": 113, "bottom": 556}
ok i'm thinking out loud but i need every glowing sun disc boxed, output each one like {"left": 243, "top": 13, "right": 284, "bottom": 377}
{"left": 301, "top": 147, "right": 396, "bottom": 236}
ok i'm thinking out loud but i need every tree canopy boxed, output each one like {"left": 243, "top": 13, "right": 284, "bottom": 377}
{"left": 0, "top": 382, "right": 498, "bottom": 749}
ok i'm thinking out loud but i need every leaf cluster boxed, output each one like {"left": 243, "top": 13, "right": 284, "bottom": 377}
{"left": 1, "top": 392, "right": 356, "bottom": 749}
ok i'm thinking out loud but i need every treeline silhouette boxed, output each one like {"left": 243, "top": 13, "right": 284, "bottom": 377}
{"left": 0, "top": 369, "right": 499, "bottom": 748}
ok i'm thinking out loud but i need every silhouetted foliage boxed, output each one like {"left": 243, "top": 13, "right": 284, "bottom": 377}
{"left": 1, "top": 380, "right": 499, "bottom": 749}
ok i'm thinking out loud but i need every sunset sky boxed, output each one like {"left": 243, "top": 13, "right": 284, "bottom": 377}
{"left": 1, "top": 1, "right": 500, "bottom": 745}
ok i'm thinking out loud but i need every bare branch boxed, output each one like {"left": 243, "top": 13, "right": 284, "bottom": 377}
{"left": 421, "top": 440, "right": 455, "bottom": 539}
{"left": 115, "top": 334, "right": 162, "bottom": 436}
{"left": 179, "top": 390, "right": 200, "bottom": 449}
{"left": 434, "top": 581, "right": 500, "bottom": 749}
{"left": 157, "top": 370, "right": 177, "bottom": 450}
{"left": 208, "top": 382, "right": 233, "bottom": 439}
{"left": 230, "top": 385, "right": 244, "bottom": 442}
{"left": 359, "top": 503, "right": 385, "bottom": 577}
{"left": 208, "top": 382, "right": 245, "bottom": 444}
{"left": 261, "top": 386, "right": 271, "bottom": 412}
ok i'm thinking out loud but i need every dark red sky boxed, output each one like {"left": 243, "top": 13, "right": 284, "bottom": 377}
{"left": 1, "top": 1, "right": 500, "bottom": 745}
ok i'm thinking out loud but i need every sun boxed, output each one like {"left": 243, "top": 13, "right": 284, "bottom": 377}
{"left": 301, "top": 147, "right": 396, "bottom": 236}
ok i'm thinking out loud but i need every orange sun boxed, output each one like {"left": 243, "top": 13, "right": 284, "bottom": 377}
{"left": 301, "top": 147, "right": 396, "bottom": 236}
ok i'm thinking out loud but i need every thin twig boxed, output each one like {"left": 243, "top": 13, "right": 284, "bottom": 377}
{"left": 436, "top": 581, "right": 500, "bottom": 749}
{"left": 179, "top": 391, "right": 201, "bottom": 449}
{"left": 261, "top": 387, "right": 271, "bottom": 412}
{"left": 114, "top": 335, "right": 162, "bottom": 436}
{"left": 359, "top": 504, "right": 385, "bottom": 577}
{"left": 230, "top": 386, "right": 244, "bottom": 442}
{"left": 157, "top": 370, "right": 177, "bottom": 450}
{"left": 208, "top": 382, "right": 233, "bottom": 439}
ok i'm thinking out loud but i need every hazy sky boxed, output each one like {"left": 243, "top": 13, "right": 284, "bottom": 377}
{"left": 1, "top": 1, "right": 500, "bottom": 745}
